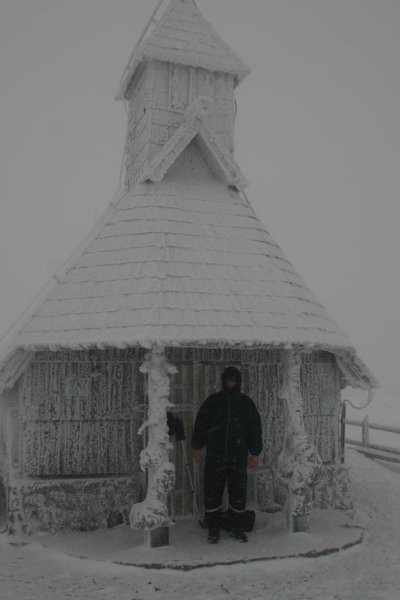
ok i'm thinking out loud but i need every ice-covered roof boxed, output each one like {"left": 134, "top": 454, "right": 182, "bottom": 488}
{"left": 118, "top": 0, "right": 250, "bottom": 99}
{"left": 0, "top": 142, "right": 377, "bottom": 390}
{"left": 9, "top": 176, "right": 362, "bottom": 351}
{"left": 0, "top": 177, "right": 378, "bottom": 388}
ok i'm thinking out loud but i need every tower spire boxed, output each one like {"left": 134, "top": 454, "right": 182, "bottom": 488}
{"left": 117, "top": 0, "right": 250, "bottom": 100}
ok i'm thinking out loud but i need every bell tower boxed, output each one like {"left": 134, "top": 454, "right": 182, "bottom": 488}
{"left": 117, "top": 0, "right": 250, "bottom": 191}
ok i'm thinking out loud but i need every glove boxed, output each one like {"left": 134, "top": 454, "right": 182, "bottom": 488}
{"left": 248, "top": 455, "right": 259, "bottom": 469}
{"left": 193, "top": 449, "right": 202, "bottom": 464}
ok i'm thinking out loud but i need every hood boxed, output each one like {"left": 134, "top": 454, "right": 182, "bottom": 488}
{"left": 221, "top": 366, "right": 242, "bottom": 392}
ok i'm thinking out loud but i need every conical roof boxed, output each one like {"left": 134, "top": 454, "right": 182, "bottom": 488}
{"left": 0, "top": 169, "right": 377, "bottom": 393}
{"left": 118, "top": 0, "right": 250, "bottom": 99}
{"left": 16, "top": 180, "right": 349, "bottom": 350}
{"left": 2, "top": 140, "right": 376, "bottom": 390}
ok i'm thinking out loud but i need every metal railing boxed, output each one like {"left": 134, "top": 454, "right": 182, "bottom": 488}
{"left": 342, "top": 403, "right": 400, "bottom": 464}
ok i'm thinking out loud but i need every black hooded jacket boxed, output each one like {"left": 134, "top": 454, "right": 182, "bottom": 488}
{"left": 192, "top": 367, "right": 263, "bottom": 461}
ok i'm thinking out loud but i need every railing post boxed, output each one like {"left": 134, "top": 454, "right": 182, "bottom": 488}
{"left": 362, "top": 415, "right": 370, "bottom": 447}
{"left": 340, "top": 401, "right": 346, "bottom": 463}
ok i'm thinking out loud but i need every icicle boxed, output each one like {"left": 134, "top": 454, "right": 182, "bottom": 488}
{"left": 129, "top": 344, "right": 177, "bottom": 531}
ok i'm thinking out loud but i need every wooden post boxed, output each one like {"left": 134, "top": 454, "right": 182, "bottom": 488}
{"left": 129, "top": 345, "right": 178, "bottom": 547}
{"left": 340, "top": 401, "right": 346, "bottom": 464}
{"left": 278, "top": 349, "right": 322, "bottom": 533}
{"left": 362, "top": 415, "right": 370, "bottom": 447}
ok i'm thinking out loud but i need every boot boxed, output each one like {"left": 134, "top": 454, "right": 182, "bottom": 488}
{"left": 207, "top": 526, "right": 220, "bottom": 544}
{"left": 205, "top": 509, "right": 221, "bottom": 543}
{"left": 231, "top": 528, "right": 248, "bottom": 542}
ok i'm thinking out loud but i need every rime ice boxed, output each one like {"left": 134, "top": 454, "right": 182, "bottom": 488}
{"left": 0, "top": 0, "right": 377, "bottom": 536}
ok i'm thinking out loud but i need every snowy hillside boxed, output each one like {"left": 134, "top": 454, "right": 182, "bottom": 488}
{"left": 1, "top": 449, "right": 399, "bottom": 599}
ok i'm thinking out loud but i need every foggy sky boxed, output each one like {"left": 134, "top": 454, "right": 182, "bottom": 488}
{"left": 0, "top": 0, "right": 399, "bottom": 400}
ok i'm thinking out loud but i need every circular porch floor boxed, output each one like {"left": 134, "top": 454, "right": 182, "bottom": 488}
{"left": 27, "top": 509, "right": 363, "bottom": 571}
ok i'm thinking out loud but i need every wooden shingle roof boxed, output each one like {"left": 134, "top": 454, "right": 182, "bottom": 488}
{"left": 0, "top": 166, "right": 378, "bottom": 389}
{"left": 0, "top": 145, "right": 375, "bottom": 392}
{"left": 118, "top": 0, "right": 250, "bottom": 99}
{"left": 17, "top": 180, "right": 351, "bottom": 350}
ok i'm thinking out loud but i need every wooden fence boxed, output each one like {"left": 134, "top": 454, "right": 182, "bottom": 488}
{"left": 341, "top": 402, "right": 400, "bottom": 464}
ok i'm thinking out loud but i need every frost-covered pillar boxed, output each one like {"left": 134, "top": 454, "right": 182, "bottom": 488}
{"left": 129, "top": 345, "right": 177, "bottom": 543}
{"left": 278, "top": 349, "right": 322, "bottom": 532}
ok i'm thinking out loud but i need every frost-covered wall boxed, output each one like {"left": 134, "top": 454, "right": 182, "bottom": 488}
{"left": 19, "top": 349, "right": 145, "bottom": 477}
{"left": 6, "top": 346, "right": 342, "bottom": 531}
{"left": 0, "top": 387, "right": 19, "bottom": 521}
{"left": 301, "top": 352, "right": 342, "bottom": 463}
{"left": 125, "top": 64, "right": 150, "bottom": 190}
{"left": 125, "top": 60, "right": 236, "bottom": 189}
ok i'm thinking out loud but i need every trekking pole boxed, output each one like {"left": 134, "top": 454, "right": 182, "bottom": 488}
{"left": 167, "top": 412, "right": 200, "bottom": 517}
{"left": 180, "top": 440, "right": 200, "bottom": 517}
{"left": 168, "top": 445, "right": 176, "bottom": 523}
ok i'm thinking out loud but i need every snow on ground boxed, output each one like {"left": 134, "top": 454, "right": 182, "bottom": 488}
{"left": 1, "top": 449, "right": 400, "bottom": 600}
{"left": 24, "top": 508, "right": 360, "bottom": 570}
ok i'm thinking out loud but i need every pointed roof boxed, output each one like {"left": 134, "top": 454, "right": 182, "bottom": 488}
{"left": 118, "top": 0, "right": 250, "bottom": 99}
{"left": 0, "top": 174, "right": 378, "bottom": 390}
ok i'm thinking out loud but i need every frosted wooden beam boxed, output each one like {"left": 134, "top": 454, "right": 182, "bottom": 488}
{"left": 278, "top": 349, "right": 322, "bottom": 532}
{"left": 140, "top": 96, "right": 248, "bottom": 190}
{"left": 129, "top": 345, "right": 177, "bottom": 545}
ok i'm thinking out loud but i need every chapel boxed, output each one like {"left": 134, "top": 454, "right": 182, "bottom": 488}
{"left": 0, "top": 0, "right": 378, "bottom": 536}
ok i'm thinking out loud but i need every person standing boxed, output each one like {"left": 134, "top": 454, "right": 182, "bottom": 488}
{"left": 192, "top": 366, "right": 263, "bottom": 543}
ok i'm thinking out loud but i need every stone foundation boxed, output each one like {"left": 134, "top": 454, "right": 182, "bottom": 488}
{"left": 8, "top": 473, "right": 144, "bottom": 535}
{"left": 5, "top": 464, "right": 351, "bottom": 535}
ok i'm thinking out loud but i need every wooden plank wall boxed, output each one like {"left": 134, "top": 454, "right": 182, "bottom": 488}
{"left": 301, "top": 352, "right": 342, "bottom": 464}
{"left": 17, "top": 347, "right": 341, "bottom": 516}
{"left": 20, "top": 349, "right": 146, "bottom": 478}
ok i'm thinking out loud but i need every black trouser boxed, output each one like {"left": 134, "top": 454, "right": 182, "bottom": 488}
{"left": 204, "top": 455, "right": 247, "bottom": 529}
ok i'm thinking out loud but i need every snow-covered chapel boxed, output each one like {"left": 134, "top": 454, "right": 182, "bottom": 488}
{"left": 0, "top": 0, "right": 378, "bottom": 537}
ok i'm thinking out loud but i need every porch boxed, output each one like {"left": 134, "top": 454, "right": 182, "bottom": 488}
{"left": 22, "top": 507, "right": 362, "bottom": 570}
